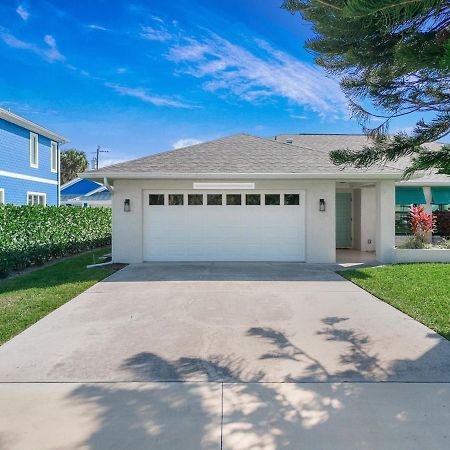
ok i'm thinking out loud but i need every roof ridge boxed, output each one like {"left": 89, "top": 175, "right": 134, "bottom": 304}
{"left": 88, "top": 133, "right": 251, "bottom": 173}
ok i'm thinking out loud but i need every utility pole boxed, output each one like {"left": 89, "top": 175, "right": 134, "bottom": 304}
{"left": 93, "top": 146, "right": 109, "bottom": 169}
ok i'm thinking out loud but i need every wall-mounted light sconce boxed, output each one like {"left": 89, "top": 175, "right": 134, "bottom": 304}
{"left": 124, "top": 198, "right": 131, "bottom": 212}
{"left": 319, "top": 198, "right": 326, "bottom": 212}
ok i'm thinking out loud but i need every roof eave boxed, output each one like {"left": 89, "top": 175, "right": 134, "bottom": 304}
{"left": 80, "top": 171, "right": 403, "bottom": 181}
{"left": 397, "top": 180, "right": 450, "bottom": 187}
{"left": 0, "top": 109, "right": 68, "bottom": 143}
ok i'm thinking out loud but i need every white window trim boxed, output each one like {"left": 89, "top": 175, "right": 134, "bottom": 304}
{"left": 51, "top": 141, "right": 58, "bottom": 173}
{"left": 30, "top": 132, "right": 39, "bottom": 168}
{"left": 0, "top": 188, "right": 4, "bottom": 205}
{"left": 27, "top": 191, "right": 47, "bottom": 206}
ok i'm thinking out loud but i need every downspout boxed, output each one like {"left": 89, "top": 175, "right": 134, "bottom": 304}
{"left": 103, "top": 177, "right": 114, "bottom": 193}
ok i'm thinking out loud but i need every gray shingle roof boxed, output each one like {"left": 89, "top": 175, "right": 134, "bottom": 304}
{"left": 85, "top": 133, "right": 402, "bottom": 177}
{"left": 277, "top": 134, "right": 449, "bottom": 185}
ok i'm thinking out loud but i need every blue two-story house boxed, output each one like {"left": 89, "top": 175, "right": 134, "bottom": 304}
{"left": 0, "top": 108, "right": 67, "bottom": 206}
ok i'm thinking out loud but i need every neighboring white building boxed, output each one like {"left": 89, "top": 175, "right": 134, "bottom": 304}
{"left": 80, "top": 133, "right": 449, "bottom": 264}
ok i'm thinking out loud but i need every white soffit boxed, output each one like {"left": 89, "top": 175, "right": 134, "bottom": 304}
{"left": 193, "top": 182, "right": 255, "bottom": 190}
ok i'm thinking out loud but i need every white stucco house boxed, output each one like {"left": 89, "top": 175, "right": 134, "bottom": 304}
{"left": 80, "top": 133, "right": 450, "bottom": 264}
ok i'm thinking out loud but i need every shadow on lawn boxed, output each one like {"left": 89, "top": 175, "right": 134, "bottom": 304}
{"left": 66, "top": 318, "right": 450, "bottom": 449}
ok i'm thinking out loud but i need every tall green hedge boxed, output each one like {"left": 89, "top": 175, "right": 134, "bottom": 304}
{"left": 0, "top": 205, "right": 112, "bottom": 277}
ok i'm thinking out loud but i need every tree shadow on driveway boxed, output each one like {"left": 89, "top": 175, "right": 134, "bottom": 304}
{"left": 65, "top": 317, "right": 450, "bottom": 449}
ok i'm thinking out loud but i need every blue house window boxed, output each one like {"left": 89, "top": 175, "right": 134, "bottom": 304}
{"left": 51, "top": 141, "right": 58, "bottom": 173}
{"left": 30, "top": 132, "right": 39, "bottom": 168}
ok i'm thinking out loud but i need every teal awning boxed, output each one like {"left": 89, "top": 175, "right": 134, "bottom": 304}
{"left": 395, "top": 187, "right": 426, "bottom": 205}
{"left": 431, "top": 187, "right": 450, "bottom": 204}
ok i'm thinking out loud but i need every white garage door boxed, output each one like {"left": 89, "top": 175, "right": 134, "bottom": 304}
{"left": 143, "top": 191, "right": 305, "bottom": 261}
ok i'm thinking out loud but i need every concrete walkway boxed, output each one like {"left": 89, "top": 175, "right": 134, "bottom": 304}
{"left": 0, "top": 262, "right": 449, "bottom": 449}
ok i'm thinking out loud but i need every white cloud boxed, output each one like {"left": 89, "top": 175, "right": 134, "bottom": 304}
{"left": 88, "top": 24, "right": 108, "bottom": 31}
{"left": 16, "top": 5, "right": 29, "bottom": 21}
{"left": 172, "top": 138, "right": 203, "bottom": 149}
{"left": 43, "top": 34, "right": 65, "bottom": 62}
{"left": 0, "top": 30, "right": 64, "bottom": 62}
{"left": 116, "top": 67, "right": 127, "bottom": 74}
{"left": 0, "top": 31, "right": 34, "bottom": 50}
{"left": 167, "top": 32, "right": 347, "bottom": 117}
{"left": 105, "top": 83, "right": 195, "bottom": 108}
{"left": 140, "top": 25, "right": 172, "bottom": 42}
{"left": 290, "top": 114, "right": 307, "bottom": 120}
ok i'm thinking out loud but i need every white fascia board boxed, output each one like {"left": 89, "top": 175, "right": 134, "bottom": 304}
{"left": 80, "top": 171, "right": 403, "bottom": 181}
{"left": 84, "top": 185, "right": 108, "bottom": 196}
{"left": 60, "top": 177, "right": 83, "bottom": 190}
{"left": 396, "top": 180, "right": 450, "bottom": 187}
{"left": 0, "top": 108, "right": 67, "bottom": 143}
{"left": 0, "top": 169, "right": 58, "bottom": 185}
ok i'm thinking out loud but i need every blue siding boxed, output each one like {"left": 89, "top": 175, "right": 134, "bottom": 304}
{"left": 0, "top": 118, "right": 59, "bottom": 205}
{"left": 0, "top": 176, "right": 57, "bottom": 205}
{"left": 62, "top": 179, "right": 101, "bottom": 195}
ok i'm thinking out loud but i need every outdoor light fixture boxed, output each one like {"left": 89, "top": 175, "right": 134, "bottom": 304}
{"left": 319, "top": 198, "right": 326, "bottom": 212}
{"left": 124, "top": 198, "right": 131, "bottom": 212}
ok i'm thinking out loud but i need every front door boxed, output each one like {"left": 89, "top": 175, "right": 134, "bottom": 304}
{"left": 336, "top": 193, "right": 352, "bottom": 248}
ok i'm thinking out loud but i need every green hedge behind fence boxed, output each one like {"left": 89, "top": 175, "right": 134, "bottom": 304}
{"left": 0, "top": 205, "right": 112, "bottom": 277}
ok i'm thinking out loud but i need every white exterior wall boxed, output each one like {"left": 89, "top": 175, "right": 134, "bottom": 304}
{"left": 375, "top": 180, "right": 396, "bottom": 263}
{"left": 353, "top": 189, "right": 362, "bottom": 250}
{"left": 360, "top": 187, "right": 376, "bottom": 252}
{"left": 111, "top": 178, "right": 336, "bottom": 264}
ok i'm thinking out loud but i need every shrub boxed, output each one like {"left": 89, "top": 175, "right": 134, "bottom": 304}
{"left": 398, "top": 236, "right": 432, "bottom": 249}
{"left": 434, "top": 211, "right": 450, "bottom": 238}
{"left": 408, "top": 206, "right": 436, "bottom": 241}
{"left": 438, "top": 239, "right": 450, "bottom": 249}
{"left": 0, "top": 205, "right": 111, "bottom": 277}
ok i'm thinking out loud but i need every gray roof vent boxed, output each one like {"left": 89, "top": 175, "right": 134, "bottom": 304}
{"left": 286, "top": 139, "right": 293, "bottom": 144}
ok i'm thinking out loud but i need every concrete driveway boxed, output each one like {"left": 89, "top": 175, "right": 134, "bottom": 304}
{"left": 0, "top": 262, "right": 449, "bottom": 449}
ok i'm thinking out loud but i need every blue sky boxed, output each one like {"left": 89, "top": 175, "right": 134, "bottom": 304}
{"left": 0, "top": 0, "right": 438, "bottom": 166}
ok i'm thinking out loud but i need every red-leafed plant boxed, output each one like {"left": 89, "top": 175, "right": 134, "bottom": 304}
{"left": 409, "top": 206, "right": 436, "bottom": 241}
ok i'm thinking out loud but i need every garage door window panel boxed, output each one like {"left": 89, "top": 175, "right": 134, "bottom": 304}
{"left": 188, "top": 194, "right": 203, "bottom": 205}
{"left": 168, "top": 194, "right": 184, "bottom": 205}
{"left": 149, "top": 194, "right": 164, "bottom": 205}
{"left": 207, "top": 194, "right": 223, "bottom": 205}
{"left": 265, "top": 194, "right": 280, "bottom": 205}
{"left": 226, "top": 194, "right": 241, "bottom": 205}
{"left": 284, "top": 194, "right": 300, "bottom": 205}
{"left": 246, "top": 194, "right": 261, "bottom": 205}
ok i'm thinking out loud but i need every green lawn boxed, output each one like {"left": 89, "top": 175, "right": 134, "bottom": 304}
{"left": 0, "top": 248, "right": 121, "bottom": 345}
{"left": 339, "top": 263, "right": 450, "bottom": 340}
